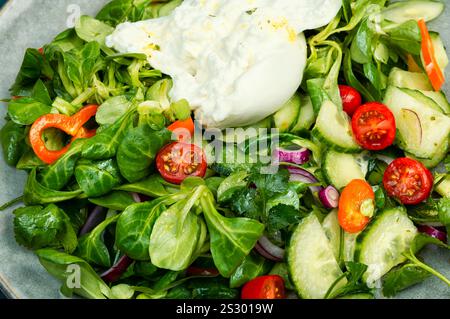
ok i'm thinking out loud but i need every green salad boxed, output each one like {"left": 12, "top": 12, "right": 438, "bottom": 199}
{"left": 1, "top": 0, "right": 449, "bottom": 299}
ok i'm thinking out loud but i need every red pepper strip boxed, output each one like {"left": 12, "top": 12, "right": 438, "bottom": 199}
{"left": 29, "top": 105, "right": 98, "bottom": 164}
{"left": 167, "top": 117, "right": 195, "bottom": 142}
{"left": 418, "top": 19, "right": 445, "bottom": 91}
{"left": 71, "top": 127, "right": 97, "bottom": 142}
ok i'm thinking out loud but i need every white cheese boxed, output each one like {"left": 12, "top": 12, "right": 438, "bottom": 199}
{"left": 106, "top": 0, "right": 342, "bottom": 128}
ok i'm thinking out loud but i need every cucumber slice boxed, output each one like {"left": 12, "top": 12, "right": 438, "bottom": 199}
{"left": 382, "top": 1, "right": 445, "bottom": 24}
{"left": 221, "top": 117, "right": 272, "bottom": 144}
{"left": 400, "top": 88, "right": 443, "bottom": 113}
{"left": 343, "top": 232, "right": 358, "bottom": 262}
{"left": 288, "top": 214, "right": 346, "bottom": 299}
{"left": 323, "top": 150, "right": 366, "bottom": 189}
{"left": 383, "top": 86, "right": 450, "bottom": 159}
{"left": 322, "top": 210, "right": 342, "bottom": 261}
{"left": 421, "top": 90, "right": 450, "bottom": 114}
{"left": 407, "top": 137, "right": 449, "bottom": 168}
{"left": 388, "top": 68, "right": 433, "bottom": 91}
{"left": 435, "top": 174, "right": 450, "bottom": 198}
{"left": 273, "top": 94, "right": 300, "bottom": 133}
{"left": 397, "top": 108, "right": 423, "bottom": 150}
{"left": 355, "top": 207, "right": 418, "bottom": 286}
{"left": 291, "top": 95, "right": 316, "bottom": 133}
{"left": 312, "top": 100, "right": 361, "bottom": 153}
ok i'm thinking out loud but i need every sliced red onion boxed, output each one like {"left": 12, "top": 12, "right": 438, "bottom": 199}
{"left": 418, "top": 225, "right": 447, "bottom": 243}
{"left": 274, "top": 147, "right": 310, "bottom": 165}
{"left": 254, "top": 243, "right": 283, "bottom": 262}
{"left": 254, "top": 236, "right": 285, "bottom": 262}
{"left": 319, "top": 186, "right": 340, "bottom": 209}
{"left": 79, "top": 206, "right": 106, "bottom": 236}
{"left": 288, "top": 167, "right": 323, "bottom": 194}
{"left": 131, "top": 192, "right": 142, "bottom": 203}
{"left": 101, "top": 255, "right": 134, "bottom": 283}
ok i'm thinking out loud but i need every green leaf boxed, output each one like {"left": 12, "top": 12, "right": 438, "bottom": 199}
{"left": 31, "top": 79, "right": 52, "bottom": 105}
{"left": 16, "top": 148, "right": 45, "bottom": 171}
{"left": 201, "top": 189, "right": 265, "bottom": 277}
{"left": 230, "top": 252, "right": 272, "bottom": 288}
{"left": 382, "top": 264, "right": 431, "bottom": 298}
{"left": 24, "top": 169, "right": 83, "bottom": 205}
{"left": 115, "top": 175, "right": 176, "bottom": 198}
{"left": 150, "top": 188, "right": 206, "bottom": 270}
{"left": 217, "top": 171, "right": 248, "bottom": 203}
{"left": 75, "top": 15, "right": 114, "bottom": 44}
{"left": 410, "top": 233, "right": 449, "bottom": 254}
{"left": 188, "top": 277, "right": 239, "bottom": 299}
{"left": 204, "top": 177, "right": 224, "bottom": 198}
{"left": 306, "top": 78, "right": 328, "bottom": 114}
{"left": 363, "top": 62, "right": 386, "bottom": 93}
{"left": 82, "top": 108, "right": 134, "bottom": 160}
{"left": 10, "top": 48, "right": 45, "bottom": 95}
{"left": 96, "top": 96, "right": 132, "bottom": 125}
{"left": 110, "top": 284, "right": 135, "bottom": 299}
{"left": 45, "top": 28, "right": 84, "bottom": 56}
{"left": 384, "top": 20, "right": 422, "bottom": 55}
{"left": 36, "top": 248, "right": 111, "bottom": 299}
{"left": 343, "top": 49, "right": 377, "bottom": 101}
{"left": 8, "top": 97, "right": 51, "bottom": 125}
{"left": 62, "top": 41, "right": 102, "bottom": 96}
{"left": 350, "top": 19, "right": 375, "bottom": 64}
{"left": 230, "top": 188, "right": 263, "bottom": 220}
{"left": 342, "top": 0, "right": 352, "bottom": 23}
{"left": 401, "top": 234, "right": 450, "bottom": 287}
{"left": 115, "top": 194, "right": 184, "bottom": 260}
{"left": 76, "top": 215, "right": 119, "bottom": 267}
{"left": 88, "top": 191, "right": 135, "bottom": 211}
{"left": 249, "top": 168, "right": 290, "bottom": 199}
{"left": 117, "top": 127, "right": 171, "bottom": 183}
{"left": 14, "top": 204, "right": 77, "bottom": 253}
{"left": 325, "top": 261, "right": 372, "bottom": 299}
{"left": 437, "top": 198, "right": 450, "bottom": 241}
{"left": 269, "top": 263, "right": 295, "bottom": 290}
{"left": 75, "top": 158, "right": 123, "bottom": 197}
{"left": 95, "top": 0, "right": 135, "bottom": 26}
{"left": 0, "top": 121, "right": 26, "bottom": 166}
{"left": 145, "top": 79, "right": 173, "bottom": 109}
{"left": 267, "top": 204, "right": 304, "bottom": 233}
{"left": 40, "top": 139, "right": 85, "bottom": 190}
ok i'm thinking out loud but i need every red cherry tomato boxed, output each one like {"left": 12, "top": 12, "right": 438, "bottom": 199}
{"left": 351, "top": 102, "right": 396, "bottom": 151}
{"left": 241, "top": 275, "right": 286, "bottom": 300}
{"left": 156, "top": 142, "right": 207, "bottom": 184}
{"left": 339, "top": 85, "right": 362, "bottom": 116}
{"left": 383, "top": 158, "right": 433, "bottom": 205}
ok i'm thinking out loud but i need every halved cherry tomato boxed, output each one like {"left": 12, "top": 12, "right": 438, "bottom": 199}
{"left": 156, "top": 142, "right": 207, "bottom": 184}
{"left": 241, "top": 275, "right": 286, "bottom": 300}
{"left": 383, "top": 158, "right": 433, "bottom": 205}
{"left": 339, "top": 85, "right": 362, "bottom": 116}
{"left": 418, "top": 19, "right": 445, "bottom": 91}
{"left": 167, "top": 117, "right": 195, "bottom": 142}
{"left": 338, "top": 179, "right": 375, "bottom": 234}
{"left": 351, "top": 102, "right": 396, "bottom": 151}
{"left": 29, "top": 104, "right": 98, "bottom": 164}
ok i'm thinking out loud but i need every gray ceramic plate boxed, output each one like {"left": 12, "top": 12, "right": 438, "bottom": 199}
{"left": 0, "top": 0, "right": 449, "bottom": 299}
